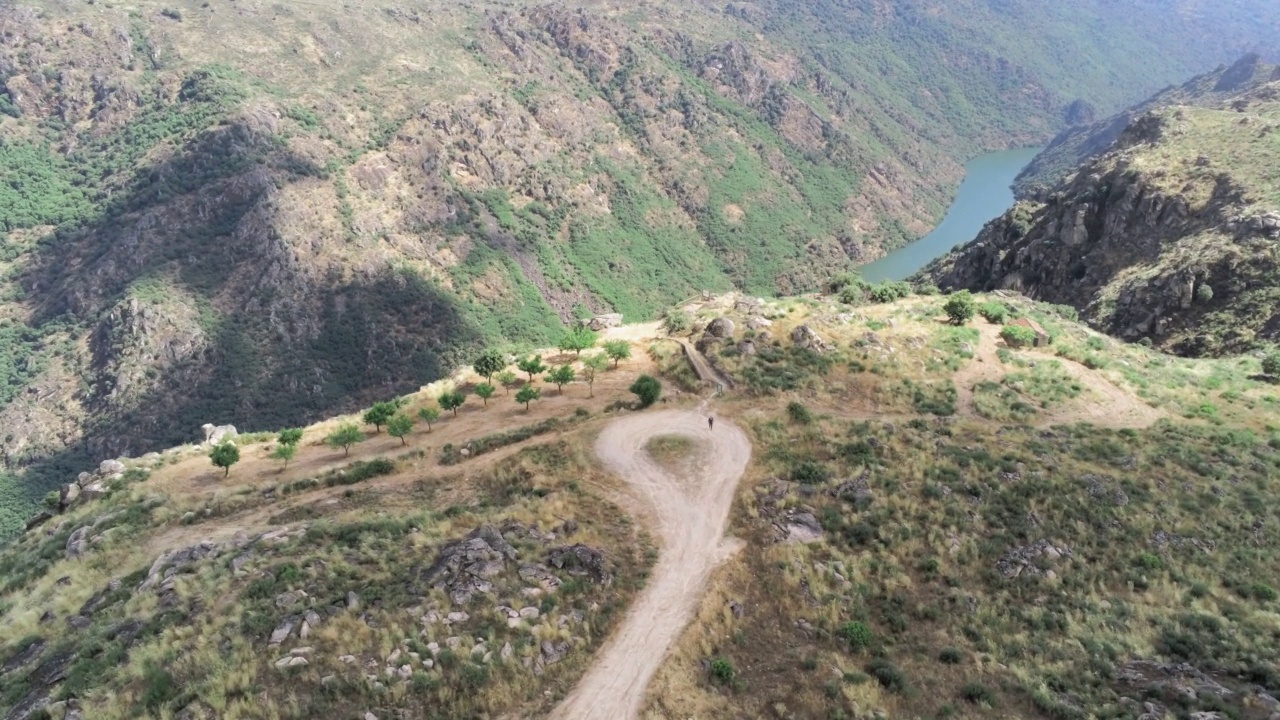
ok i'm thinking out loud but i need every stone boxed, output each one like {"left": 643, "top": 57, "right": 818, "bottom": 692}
{"left": 347, "top": 591, "right": 360, "bottom": 610}
{"left": 66, "top": 526, "right": 91, "bottom": 558}
{"left": 501, "top": 642, "right": 514, "bottom": 661}
{"left": 275, "top": 591, "right": 304, "bottom": 608}
{"left": 737, "top": 339, "right": 757, "bottom": 356}
{"left": 59, "top": 483, "right": 81, "bottom": 508}
{"left": 299, "top": 621, "right": 311, "bottom": 639}
{"left": 140, "top": 542, "right": 220, "bottom": 590}
{"left": 420, "top": 525, "right": 519, "bottom": 605}
{"left": 98, "top": 459, "right": 126, "bottom": 476}
{"left": 231, "top": 552, "right": 254, "bottom": 573}
{"left": 519, "top": 607, "right": 540, "bottom": 619}
{"left": 397, "top": 664, "right": 413, "bottom": 680}
{"left": 547, "top": 544, "right": 610, "bottom": 583}
{"left": 447, "top": 611, "right": 470, "bottom": 624}
{"left": 80, "top": 482, "right": 108, "bottom": 502}
{"left": 706, "top": 317, "right": 735, "bottom": 338}
{"left": 779, "top": 512, "right": 823, "bottom": 544}
{"left": 269, "top": 619, "right": 295, "bottom": 645}
{"left": 339, "top": 655, "right": 357, "bottom": 664}
{"left": 291, "top": 647, "right": 313, "bottom": 656}
{"left": 201, "top": 424, "right": 238, "bottom": 446}
{"left": 364, "top": 713, "right": 379, "bottom": 720}
{"left": 791, "top": 325, "right": 830, "bottom": 352}
{"left": 387, "top": 648, "right": 401, "bottom": 664}
{"left": 584, "top": 313, "right": 623, "bottom": 331}
{"left": 540, "top": 639, "right": 569, "bottom": 665}
{"left": 745, "top": 316, "right": 772, "bottom": 330}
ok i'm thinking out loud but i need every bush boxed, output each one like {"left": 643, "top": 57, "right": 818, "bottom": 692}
{"left": 786, "top": 401, "right": 813, "bottom": 424}
{"left": 630, "top": 375, "right": 662, "bottom": 408}
{"left": 1196, "top": 284, "right": 1214, "bottom": 302}
{"left": 709, "top": 656, "right": 735, "bottom": 685}
{"left": 1262, "top": 353, "right": 1280, "bottom": 378}
{"left": 868, "top": 658, "right": 909, "bottom": 693}
{"left": 961, "top": 682, "right": 996, "bottom": 705}
{"left": 944, "top": 291, "right": 976, "bottom": 325}
{"left": 1135, "top": 552, "right": 1162, "bottom": 570}
{"left": 664, "top": 309, "right": 691, "bottom": 334}
{"left": 939, "top": 647, "right": 963, "bottom": 664}
{"left": 868, "top": 281, "right": 912, "bottom": 303}
{"left": 979, "top": 302, "right": 1009, "bottom": 324}
{"left": 1001, "top": 325, "right": 1036, "bottom": 348}
{"left": 1250, "top": 583, "right": 1278, "bottom": 602}
{"left": 838, "top": 621, "right": 873, "bottom": 651}
{"left": 791, "top": 460, "right": 830, "bottom": 484}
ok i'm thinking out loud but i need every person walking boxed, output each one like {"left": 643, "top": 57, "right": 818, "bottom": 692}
{"left": 708, "top": 416, "right": 714, "bottom": 431}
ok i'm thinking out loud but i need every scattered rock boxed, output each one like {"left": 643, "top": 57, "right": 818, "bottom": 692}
{"left": 420, "top": 525, "right": 519, "bottom": 604}
{"left": 583, "top": 313, "right": 623, "bottom": 331}
{"left": 65, "top": 526, "right": 91, "bottom": 558}
{"left": 547, "top": 545, "right": 610, "bottom": 583}
{"left": 347, "top": 591, "right": 360, "bottom": 610}
{"left": 778, "top": 512, "right": 823, "bottom": 544}
{"left": 706, "top": 317, "right": 735, "bottom": 338}
{"left": 140, "top": 542, "right": 221, "bottom": 590}
{"left": 737, "top": 339, "right": 757, "bottom": 356}
{"left": 519, "top": 606, "right": 540, "bottom": 619}
{"left": 540, "top": 639, "right": 570, "bottom": 665}
{"left": 269, "top": 619, "right": 295, "bottom": 646}
{"left": 98, "top": 459, "right": 126, "bottom": 476}
{"left": 745, "top": 316, "right": 772, "bottom": 330}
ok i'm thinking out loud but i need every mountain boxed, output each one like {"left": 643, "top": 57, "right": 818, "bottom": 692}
{"left": 2, "top": 0, "right": 1280, "bottom": 538}
{"left": 2, "top": 292, "right": 1278, "bottom": 720}
{"left": 1014, "top": 53, "right": 1280, "bottom": 198}
{"left": 923, "top": 59, "right": 1280, "bottom": 356}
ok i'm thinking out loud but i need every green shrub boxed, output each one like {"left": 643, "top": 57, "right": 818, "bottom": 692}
{"left": 943, "top": 291, "right": 976, "bottom": 325}
{"left": 709, "top": 656, "right": 735, "bottom": 684}
{"left": 1262, "top": 353, "right": 1280, "bottom": 378}
{"left": 979, "top": 302, "right": 1009, "bottom": 324}
{"left": 868, "top": 281, "right": 912, "bottom": 303}
{"left": 663, "top": 309, "right": 691, "bottom": 334}
{"left": 838, "top": 621, "right": 874, "bottom": 651}
{"left": 961, "top": 682, "right": 996, "bottom": 705}
{"left": 1135, "top": 552, "right": 1162, "bottom": 570}
{"left": 1001, "top": 325, "right": 1037, "bottom": 348}
{"left": 1250, "top": 583, "right": 1278, "bottom": 602}
{"left": 938, "top": 647, "right": 963, "bottom": 664}
{"left": 630, "top": 374, "right": 662, "bottom": 408}
{"left": 868, "top": 658, "right": 909, "bottom": 693}
{"left": 791, "top": 460, "right": 830, "bottom": 485}
{"left": 786, "top": 401, "right": 814, "bottom": 424}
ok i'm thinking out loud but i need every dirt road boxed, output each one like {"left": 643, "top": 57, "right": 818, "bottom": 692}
{"left": 548, "top": 409, "right": 752, "bottom": 720}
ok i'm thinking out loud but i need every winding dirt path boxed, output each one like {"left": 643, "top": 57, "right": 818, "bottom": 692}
{"left": 549, "top": 409, "right": 752, "bottom": 720}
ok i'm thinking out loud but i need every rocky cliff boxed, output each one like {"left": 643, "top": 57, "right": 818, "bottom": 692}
{"left": 926, "top": 72, "right": 1280, "bottom": 356}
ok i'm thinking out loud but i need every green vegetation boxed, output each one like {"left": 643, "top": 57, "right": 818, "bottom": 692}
{"left": 518, "top": 355, "right": 547, "bottom": 382}
{"left": 497, "top": 370, "right": 518, "bottom": 395}
{"left": 417, "top": 406, "right": 440, "bottom": 431}
{"left": 944, "top": 291, "right": 976, "bottom": 325}
{"left": 326, "top": 423, "right": 364, "bottom": 457}
{"left": 603, "top": 341, "right": 632, "bottom": 368}
{"left": 515, "top": 385, "right": 541, "bottom": 411}
{"left": 980, "top": 301, "right": 1011, "bottom": 324}
{"left": 387, "top": 414, "right": 415, "bottom": 445}
{"left": 208, "top": 442, "right": 240, "bottom": 477}
{"left": 362, "top": 401, "right": 397, "bottom": 433}
{"left": 581, "top": 353, "right": 608, "bottom": 398}
{"left": 474, "top": 383, "right": 496, "bottom": 406}
{"left": 472, "top": 350, "right": 506, "bottom": 382}
{"left": 270, "top": 442, "right": 297, "bottom": 470}
{"left": 439, "top": 390, "right": 467, "bottom": 417}
{"left": 547, "top": 365, "right": 575, "bottom": 394}
{"left": 278, "top": 428, "right": 303, "bottom": 446}
{"left": 630, "top": 375, "right": 662, "bottom": 408}
{"left": 1001, "top": 324, "right": 1037, "bottom": 348}
{"left": 558, "top": 326, "right": 599, "bottom": 357}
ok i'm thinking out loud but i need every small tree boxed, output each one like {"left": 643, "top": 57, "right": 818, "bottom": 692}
{"left": 472, "top": 349, "right": 506, "bottom": 382}
{"left": 278, "top": 428, "right": 303, "bottom": 446}
{"left": 439, "top": 390, "right": 467, "bottom": 417}
{"left": 387, "top": 414, "right": 415, "bottom": 445}
{"left": 418, "top": 406, "right": 441, "bottom": 431}
{"left": 1262, "top": 352, "right": 1280, "bottom": 379}
{"left": 518, "top": 354, "right": 547, "bottom": 382}
{"left": 327, "top": 423, "right": 364, "bottom": 457}
{"left": 630, "top": 374, "right": 662, "bottom": 408}
{"left": 209, "top": 442, "right": 241, "bottom": 477}
{"left": 582, "top": 353, "right": 608, "bottom": 398}
{"left": 496, "top": 370, "right": 518, "bottom": 395}
{"left": 944, "top": 291, "right": 976, "bottom": 326}
{"left": 558, "top": 326, "right": 599, "bottom": 357}
{"left": 663, "top": 309, "right": 691, "bottom": 334}
{"left": 474, "top": 383, "right": 496, "bottom": 406}
{"left": 362, "top": 401, "right": 396, "bottom": 433}
{"left": 270, "top": 442, "right": 297, "bottom": 471}
{"left": 547, "top": 365, "right": 575, "bottom": 394}
{"left": 603, "top": 340, "right": 631, "bottom": 368}
{"left": 515, "top": 385, "right": 541, "bottom": 411}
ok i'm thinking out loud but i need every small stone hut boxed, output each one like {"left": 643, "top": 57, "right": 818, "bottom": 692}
{"left": 1009, "top": 317, "right": 1050, "bottom": 348}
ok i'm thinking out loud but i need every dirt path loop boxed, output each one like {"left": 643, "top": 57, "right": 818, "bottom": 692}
{"left": 548, "top": 409, "right": 752, "bottom": 720}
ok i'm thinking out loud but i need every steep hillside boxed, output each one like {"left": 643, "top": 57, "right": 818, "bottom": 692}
{"left": 1015, "top": 54, "right": 1280, "bottom": 198}
{"left": 925, "top": 74, "right": 1280, "bottom": 356}
{"left": 2, "top": 0, "right": 1279, "bottom": 538}
{"left": 3, "top": 292, "right": 1279, "bottom": 720}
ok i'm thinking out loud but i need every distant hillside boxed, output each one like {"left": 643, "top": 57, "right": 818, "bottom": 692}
{"left": 924, "top": 65, "right": 1280, "bottom": 356}
{"left": 1015, "top": 54, "right": 1280, "bottom": 198}
{"left": 1, "top": 0, "right": 1279, "bottom": 536}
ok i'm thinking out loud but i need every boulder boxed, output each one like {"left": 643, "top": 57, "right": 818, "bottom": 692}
{"left": 58, "top": 483, "right": 82, "bottom": 509}
{"left": 745, "top": 316, "right": 772, "bottom": 330}
{"left": 584, "top": 313, "right": 623, "bottom": 331}
{"left": 201, "top": 423, "right": 238, "bottom": 446}
{"left": 791, "top": 325, "right": 830, "bottom": 352}
{"left": 706, "top": 317, "right": 735, "bottom": 338}
{"left": 737, "top": 340, "right": 757, "bottom": 356}
{"left": 140, "top": 542, "right": 221, "bottom": 590}
{"left": 98, "top": 460, "right": 126, "bottom": 477}
{"left": 66, "top": 526, "right": 91, "bottom": 558}
{"left": 547, "top": 544, "right": 610, "bottom": 583}
{"left": 80, "top": 482, "right": 108, "bottom": 502}
{"left": 780, "top": 513, "right": 823, "bottom": 543}
{"left": 269, "top": 619, "right": 295, "bottom": 645}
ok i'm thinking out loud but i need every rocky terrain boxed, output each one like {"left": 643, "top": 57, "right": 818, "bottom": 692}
{"left": 924, "top": 60, "right": 1280, "bottom": 356}
{"left": 1, "top": 0, "right": 1279, "bottom": 538}
{"left": 2, "top": 291, "right": 1278, "bottom": 719}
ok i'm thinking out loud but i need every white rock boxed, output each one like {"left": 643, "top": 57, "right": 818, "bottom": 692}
{"left": 291, "top": 647, "right": 314, "bottom": 656}
{"left": 447, "top": 611, "right": 469, "bottom": 624}
{"left": 288, "top": 656, "right": 308, "bottom": 667}
{"left": 519, "top": 607, "right": 540, "bottom": 619}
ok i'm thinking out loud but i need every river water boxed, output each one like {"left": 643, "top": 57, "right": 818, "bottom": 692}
{"left": 858, "top": 147, "right": 1042, "bottom": 282}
